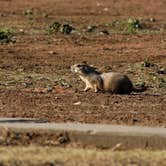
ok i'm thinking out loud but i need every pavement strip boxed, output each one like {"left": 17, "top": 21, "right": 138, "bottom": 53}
{"left": 0, "top": 118, "right": 165, "bottom": 149}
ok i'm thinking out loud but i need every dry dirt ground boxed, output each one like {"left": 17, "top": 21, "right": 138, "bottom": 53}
{"left": 0, "top": 0, "right": 166, "bottom": 127}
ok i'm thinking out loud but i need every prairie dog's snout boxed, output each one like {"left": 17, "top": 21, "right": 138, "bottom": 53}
{"left": 71, "top": 64, "right": 80, "bottom": 73}
{"left": 71, "top": 63, "right": 86, "bottom": 74}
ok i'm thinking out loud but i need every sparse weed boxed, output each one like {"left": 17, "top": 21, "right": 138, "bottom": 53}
{"left": 128, "top": 61, "right": 166, "bottom": 89}
{"left": 48, "top": 22, "right": 61, "bottom": 34}
{"left": 87, "top": 25, "right": 97, "bottom": 32}
{"left": 60, "top": 24, "right": 74, "bottom": 34}
{"left": 23, "top": 9, "right": 33, "bottom": 16}
{"left": 109, "top": 18, "right": 143, "bottom": 34}
{"left": 126, "top": 18, "right": 142, "bottom": 34}
{"left": 0, "top": 67, "right": 73, "bottom": 90}
{"left": 54, "top": 77, "right": 71, "bottom": 88}
{"left": 141, "top": 59, "right": 154, "bottom": 67}
{"left": 100, "top": 64, "right": 112, "bottom": 72}
{"left": 47, "top": 22, "right": 74, "bottom": 35}
{"left": 0, "top": 27, "right": 15, "bottom": 43}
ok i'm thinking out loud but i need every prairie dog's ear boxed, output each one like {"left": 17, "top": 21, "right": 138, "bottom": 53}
{"left": 82, "top": 61, "right": 87, "bottom": 65}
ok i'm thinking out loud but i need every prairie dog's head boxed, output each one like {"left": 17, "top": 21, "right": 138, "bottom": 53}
{"left": 71, "top": 62, "right": 100, "bottom": 75}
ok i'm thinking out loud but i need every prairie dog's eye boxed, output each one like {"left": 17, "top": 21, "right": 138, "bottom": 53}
{"left": 77, "top": 64, "right": 82, "bottom": 68}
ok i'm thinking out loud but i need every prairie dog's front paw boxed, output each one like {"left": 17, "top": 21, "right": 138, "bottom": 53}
{"left": 84, "top": 87, "right": 91, "bottom": 92}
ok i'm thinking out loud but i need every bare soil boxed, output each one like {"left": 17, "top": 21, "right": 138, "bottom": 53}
{"left": 0, "top": 0, "right": 166, "bottom": 127}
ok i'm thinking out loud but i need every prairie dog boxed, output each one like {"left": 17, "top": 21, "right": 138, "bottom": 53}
{"left": 71, "top": 63, "right": 146, "bottom": 94}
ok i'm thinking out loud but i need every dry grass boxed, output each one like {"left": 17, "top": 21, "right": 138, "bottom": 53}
{"left": 0, "top": 146, "right": 165, "bottom": 166}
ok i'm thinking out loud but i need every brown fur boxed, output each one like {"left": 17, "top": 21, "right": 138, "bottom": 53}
{"left": 71, "top": 63, "right": 146, "bottom": 94}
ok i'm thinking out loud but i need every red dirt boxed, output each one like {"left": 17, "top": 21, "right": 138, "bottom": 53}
{"left": 0, "top": 0, "right": 165, "bottom": 127}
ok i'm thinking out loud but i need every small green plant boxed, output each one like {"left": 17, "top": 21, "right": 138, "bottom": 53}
{"left": 87, "top": 25, "right": 97, "bottom": 32}
{"left": 135, "top": 81, "right": 146, "bottom": 87}
{"left": 54, "top": 77, "right": 71, "bottom": 88}
{"left": 47, "top": 22, "right": 74, "bottom": 35}
{"left": 101, "top": 64, "right": 112, "bottom": 72}
{"left": 158, "top": 77, "right": 166, "bottom": 88}
{"left": 0, "top": 27, "right": 15, "bottom": 43}
{"left": 23, "top": 9, "right": 35, "bottom": 20}
{"left": 48, "top": 22, "right": 61, "bottom": 34}
{"left": 23, "top": 9, "right": 33, "bottom": 16}
{"left": 141, "top": 59, "right": 154, "bottom": 67}
{"left": 60, "top": 24, "right": 74, "bottom": 34}
{"left": 109, "top": 18, "right": 143, "bottom": 34}
{"left": 126, "top": 18, "right": 142, "bottom": 34}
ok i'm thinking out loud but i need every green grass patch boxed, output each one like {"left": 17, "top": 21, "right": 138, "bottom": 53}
{"left": 110, "top": 18, "right": 143, "bottom": 34}
{"left": 0, "top": 68, "right": 71, "bottom": 89}
{"left": 127, "top": 61, "right": 166, "bottom": 89}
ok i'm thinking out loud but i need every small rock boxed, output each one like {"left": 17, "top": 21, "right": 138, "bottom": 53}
{"left": 112, "top": 143, "right": 124, "bottom": 151}
{"left": 43, "top": 13, "right": 48, "bottom": 18}
{"left": 103, "top": 8, "right": 108, "bottom": 12}
{"left": 47, "top": 86, "right": 53, "bottom": 92}
{"left": 96, "top": 2, "right": 102, "bottom": 7}
{"left": 0, "top": 13, "right": 5, "bottom": 17}
{"left": 87, "top": 25, "right": 97, "bottom": 32}
{"left": 48, "top": 51, "right": 56, "bottom": 55}
{"left": 73, "top": 101, "right": 82, "bottom": 105}
{"left": 19, "top": 29, "right": 24, "bottom": 33}
{"left": 99, "top": 30, "right": 109, "bottom": 35}
{"left": 157, "top": 68, "right": 166, "bottom": 74}
{"left": 149, "top": 17, "right": 156, "bottom": 22}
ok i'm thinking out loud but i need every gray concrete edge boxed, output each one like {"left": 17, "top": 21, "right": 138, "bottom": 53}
{"left": 0, "top": 120, "right": 166, "bottom": 149}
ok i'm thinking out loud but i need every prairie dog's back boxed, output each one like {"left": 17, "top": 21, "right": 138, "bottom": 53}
{"left": 100, "top": 72, "right": 133, "bottom": 93}
{"left": 100, "top": 72, "right": 115, "bottom": 91}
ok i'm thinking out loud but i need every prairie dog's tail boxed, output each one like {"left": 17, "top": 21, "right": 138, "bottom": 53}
{"left": 132, "top": 84, "right": 147, "bottom": 92}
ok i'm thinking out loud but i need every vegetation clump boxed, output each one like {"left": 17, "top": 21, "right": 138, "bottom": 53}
{"left": 87, "top": 25, "right": 97, "bottom": 32}
{"left": 48, "top": 22, "right": 74, "bottom": 34}
{"left": 126, "top": 18, "right": 142, "bottom": 34}
{"left": 141, "top": 59, "right": 154, "bottom": 67}
{"left": 48, "top": 22, "right": 61, "bottom": 34}
{"left": 23, "top": 9, "right": 33, "bottom": 16}
{"left": 60, "top": 24, "right": 74, "bottom": 34}
{"left": 110, "top": 18, "right": 143, "bottom": 34}
{"left": 0, "top": 27, "right": 15, "bottom": 43}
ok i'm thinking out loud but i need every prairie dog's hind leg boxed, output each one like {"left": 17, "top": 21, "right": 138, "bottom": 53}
{"left": 93, "top": 84, "right": 98, "bottom": 93}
